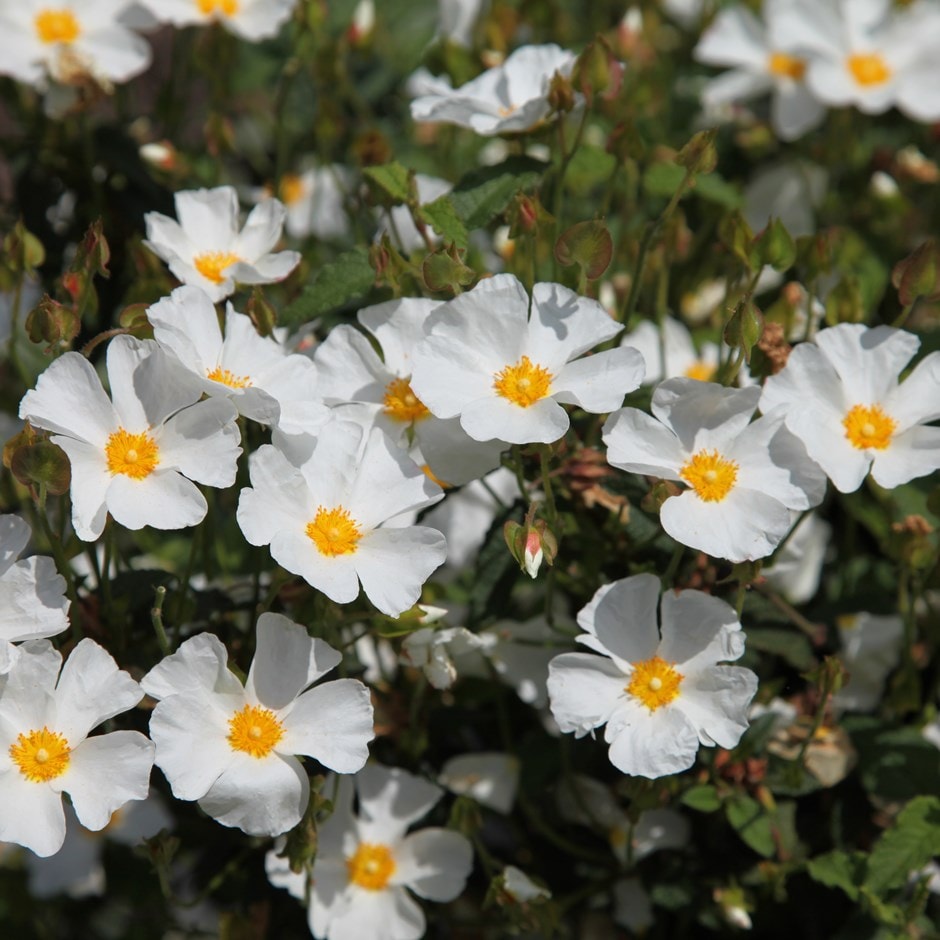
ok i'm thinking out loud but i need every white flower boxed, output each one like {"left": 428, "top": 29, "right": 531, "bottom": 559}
{"left": 147, "top": 285, "right": 325, "bottom": 431}
{"left": 272, "top": 166, "right": 352, "bottom": 241}
{"left": 0, "top": 515, "right": 69, "bottom": 645}
{"left": 265, "top": 763, "right": 473, "bottom": 940}
{"left": 237, "top": 421, "right": 447, "bottom": 616}
{"left": 502, "top": 866, "right": 550, "bottom": 902}
{"left": 0, "top": 639, "right": 154, "bottom": 857}
{"left": 144, "top": 186, "right": 300, "bottom": 303}
{"left": 780, "top": 0, "right": 940, "bottom": 121}
{"left": 0, "top": 0, "right": 151, "bottom": 89}
{"left": 19, "top": 336, "right": 240, "bottom": 542}
{"left": 437, "top": 0, "right": 487, "bottom": 48}
{"left": 694, "top": 0, "right": 826, "bottom": 140}
{"left": 832, "top": 612, "right": 903, "bottom": 713}
{"left": 547, "top": 574, "right": 759, "bottom": 778}
{"left": 613, "top": 878, "right": 654, "bottom": 933}
{"left": 619, "top": 317, "right": 720, "bottom": 385}
{"left": 135, "top": 0, "right": 296, "bottom": 41}
{"left": 315, "top": 296, "right": 505, "bottom": 487}
{"left": 141, "top": 613, "right": 374, "bottom": 837}
{"left": 410, "top": 44, "right": 578, "bottom": 136}
{"left": 604, "top": 378, "right": 826, "bottom": 562}
{"left": 743, "top": 161, "right": 827, "bottom": 239}
{"left": 759, "top": 323, "right": 940, "bottom": 493}
{"left": 400, "top": 626, "right": 492, "bottom": 690}
{"left": 25, "top": 795, "right": 172, "bottom": 898}
{"left": 374, "top": 174, "right": 452, "bottom": 254}
{"left": 411, "top": 275, "right": 645, "bottom": 445}
{"left": 438, "top": 752, "right": 519, "bottom": 813}
{"left": 762, "top": 512, "right": 831, "bottom": 604}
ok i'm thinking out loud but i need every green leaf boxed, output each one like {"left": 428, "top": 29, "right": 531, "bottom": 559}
{"left": 447, "top": 156, "right": 547, "bottom": 230}
{"left": 282, "top": 249, "right": 374, "bottom": 324}
{"left": 642, "top": 162, "right": 742, "bottom": 209}
{"left": 692, "top": 173, "right": 743, "bottom": 209}
{"left": 865, "top": 796, "right": 940, "bottom": 895}
{"left": 725, "top": 795, "right": 775, "bottom": 858}
{"left": 681, "top": 784, "right": 721, "bottom": 813}
{"left": 807, "top": 850, "right": 867, "bottom": 901}
{"left": 554, "top": 220, "right": 613, "bottom": 280}
{"left": 363, "top": 162, "right": 414, "bottom": 204}
{"left": 419, "top": 197, "right": 469, "bottom": 249}
{"left": 745, "top": 628, "right": 816, "bottom": 670}
{"left": 642, "top": 162, "right": 685, "bottom": 197}
{"left": 850, "top": 723, "right": 940, "bottom": 801}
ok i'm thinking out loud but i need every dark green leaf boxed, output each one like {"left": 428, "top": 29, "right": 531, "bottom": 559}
{"left": 282, "top": 248, "right": 375, "bottom": 324}
{"left": 448, "top": 156, "right": 547, "bottom": 230}
{"left": 419, "top": 197, "right": 469, "bottom": 249}
{"left": 865, "top": 796, "right": 940, "bottom": 895}
{"left": 725, "top": 794, "right": 775, "bottom": 858}
{"left": 807, "top": 850, "right": 867, "bottom": 901}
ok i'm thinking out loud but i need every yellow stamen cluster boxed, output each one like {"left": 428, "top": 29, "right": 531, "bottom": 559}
{"left": 206, "top": 366, "right": 253, "bottom": 389}
{"left": 35, "top": 9, "right": 80, "bottom": 45}
{"left": 10, "top": 727, "right": 71, "bottom": 782}
{"left": 306, "top": 506, "right": 362, "bottom": 557}
{"left": 197, "top": 0, "right": 239, "bottom": 15}
{"left": 847, "top": 53, "right": 891, "bottom": 87}
{"left": 683, "top": 361, "right": 717, "bottom": 382}
{"left": 279, "top": 174, "right": 305, "bottom": 206}
{"left": 105, "top": 428, "right": 160, "bottom": 480}
{"left": 382, "top": 377, "right": 430, "bottom": 423}
{"left": 679, "top": 449, "right": 739, "bottom": 502}
{"left": 227, "top": 705, "right": 284, "bottom": 758}
{"left": 347, "top": 843, "right": 396, "bottom": 891}
{"left": 193, "top": 251, "right": 241, "bottom": 285}
{"left": 767, "top": 51, "right": 807, "bottom": 81}
{"left": 493, "top": 355, "right": 553, "bottom": 408}
{"left": 842, "top": 404, "right": 896, "bottom": 451}
{"left": 626, "top": 657, "right": 684, "bottom": 711}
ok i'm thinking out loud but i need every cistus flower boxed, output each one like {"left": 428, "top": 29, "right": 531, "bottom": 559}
{"left": 147, "top": 285, "right": 325, "bottom": 432}
{"left": 0, "top": 515, "right": 69, "bottom": 646}
{"left": 410, "top": 43, "right": 578, "bottom": 135}
{"left": 410, "top": 274, "right": 645, "bottom": 445}
{"left": 237, "top": 420, "right": 447, "bottom": 617}
{"left": 604, "top": 378, "right": 825, "bottom": 562}
{"left": 143, "top": 186, "right": 301, "bottom": 303}
{"left": 135, "top": 0, "right": 297, "bottom": 41}
{"left": 18, "top": 335, "right": 241, "bottom": 542}
{"left": 0, "top": 0, "right": 152, "bottom": 89}
{"left": 693, "top": 0, "right": 825, "bottom": 141}
{"left": 759, "top": 324, "right": 940, "bottom": 493}
{"left": 0, "top": 638, "right": 154, "bottom": 857}
{"left": 141, "top": 614, "right": 374, "bottom": 837}
{"left": 619, "top": 317, "right": 720, "bottom": 385}
{"left": 547, "top": 574, "right": 759, "bottom": 778}
{"left": 265, "top": 763, "right": 473, "bottom": 940}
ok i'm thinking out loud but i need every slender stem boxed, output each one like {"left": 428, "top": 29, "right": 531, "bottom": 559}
{"left": 151, "top": 586, "right": 170, "bottom": 655}
{"left": 538, "top": 445, "right": 558, "bottom": 525}
{"left": 35, "top": 483, "right": 81, "bottom": 637}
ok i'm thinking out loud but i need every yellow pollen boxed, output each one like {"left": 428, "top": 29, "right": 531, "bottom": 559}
{"left": 306, "top": 505, "right": 362, "bottom": 557}
{"left": 683, "top": 360, "right": 716, "bottom": 382}
{"left": 493, "top": 355, "right": 553, "bottom": 408}
{"left": 382, "top": 376, "right": 430, "bottom": 423}
{"left": 10, "top": 727, "right": 71, "bottom": 782}
{"left": 197, "top": 0, "right": 239, "bottom": 15}
{"left": 626, "top": 656, "right": 683, "bottom": 711}
{"left": 105, "top": 428, "right": 159, "bottom": 480}
{"left": 35, "top": 9, "right": 81, "bottom": 44}
{"left": 279, "top": 174, "right": 305, "bottom": 206}
{"left": 847, "top": 52, "right": 891, "bottom": 87}
{"left": 347, "top": 843, "right": 396, "bottom": 891}
{"left": 680, "top": 449, "right": 739, "bottom": 502}
{"left": 227, "top": 705, "right": 284, "bottom": 758}
{"left": 206, "top": 365, "right": 253, "bottom": 389}
{"left": 421, "top": 464, "right": 450, "bottom": 489}
{"left": 843, "top": 404, "right": 896, "bottom": 450}
{"left": 193, "top": 250, "right": 241, "bottom": 285}
{"left": 497, "top": 104, "right": 518, "bottom": 117}
{"left": 768, "top": 51, "right": 806, "bottom": 81}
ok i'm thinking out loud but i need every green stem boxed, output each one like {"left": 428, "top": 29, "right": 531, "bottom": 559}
{"left": 151, "top": 586, "right": 170, "bottom": 655}
{"left": 35, "top": 483, "right": 81, "bottom": 638}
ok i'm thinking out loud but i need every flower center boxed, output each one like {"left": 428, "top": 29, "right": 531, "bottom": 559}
{"left": 493, "top": 355, "right": 553, "bottom": 408}
{"left": 383, "top": 376, "right": 430, "bottom": 422}
{"left": 206, "top": 365, "right": 253, "bottom": 389}
{"left": 683, "top": 360, "right": 716, "bottom": 382}
{"left": 193, "top": 250, "right": 241, "bottom": 285}
{"left": 767, "top": 51, "right": 806, "bottom": 81}
{"left": 626, "top": 657, "right": 683, "bottom": 711}
{"left": 105, "top": 428, "right": 159, "bottom": 480}
{"left": 35, "top": 9, "right": 80, "bottom": 44}
{"left": 843, "top": 404, "right": 896, "bottom": 450}
{"left": 227, "top": 705, "right": 284, "bottom": 758}
{"left": 279, "top": 174, "right": 305, "bottom": 206}
{"left": 847, "top": 53, "right": 891, "bottom": 87}
{"left": 10, "top": 727, "right": 71, "bottom": 782}
{"left": 497, "top": 104, "right": 518, "bottom": 117}
{"left": 306, "top": 505, "right": 362, "bottom": 557}
{"left": 197, "top": 0, "right": 239, "bottom": 15}
{"left": 679, "top": 449, "right": 739, "bottom": 502}
{"left": 347, "top": 843, "right": 396, "bottom": 891}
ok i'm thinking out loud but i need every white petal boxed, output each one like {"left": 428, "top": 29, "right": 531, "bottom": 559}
{"left": 652, "top": 378, "right": 760, "bottom": 453}
{"left": 271, "top": 530, "right": 362, "bottom": 604}
{"left": 141, "top": 632, "right": 242, "bottom": 701}
{"left": 0, "top": 769, "right": 65, "bottom": 856}
{"left": 105, "top": 471, "right": 207, "bottom": 531}
{"left": 393, "top": 828, "right": 473, "bottom": 900}
{"left": 460, "top": 394, "right": 569, "bottom": 445}
{"left": 237, "top": 445, "right": 313, "bottom": 547}
{"left": 659, "top": 590, "right": 744, "bottom": 671}
{"left": 158, "top": 398, "right": 241, "bottom": 488}
{"left": 677, "top": 666, "right": 759, "bottom": 748}
{"left": 606, "top": 703, "right": 700, "bottom": 778}
{"left": 576, "top": 575, "right": 661, "bottom": 668}
{"left": 547, "top": 652, "right": 628, "bottom": 737}
{"left": 603, "top": 407, "right": 686, "bottom": 479}
{"left": 53, "top": 437, "right": 110, "bottom": 542}
{"left": 870, "top": 425, "right": 940, "bottom": 489}
{"left": 552, "top": 346, "right": 645, "bottom": 413}
{"left": 356, "top": 764, "right": 442, "bottom": 837}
